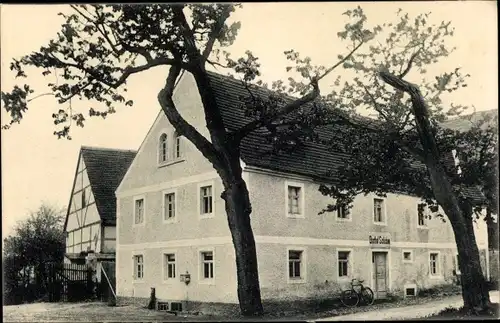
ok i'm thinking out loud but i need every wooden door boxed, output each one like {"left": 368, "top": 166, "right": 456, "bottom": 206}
{"left": 372, "top": 252, "right": 388, "bottom": 299}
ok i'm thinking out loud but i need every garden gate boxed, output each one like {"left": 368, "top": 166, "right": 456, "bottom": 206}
{"left": 46, "top": 262, "right": 96, "bottom": 302}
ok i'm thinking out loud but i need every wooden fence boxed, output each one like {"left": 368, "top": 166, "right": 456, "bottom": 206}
{"left": 46, "top": 262, "right": 95, "bottom": 302}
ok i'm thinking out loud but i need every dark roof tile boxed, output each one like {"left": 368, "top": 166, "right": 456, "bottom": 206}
{"left": 81, "top": 146, "right": 137, "bottom": 225}
{"left": 206, "top": 71, "right": 485, "bottom": 204}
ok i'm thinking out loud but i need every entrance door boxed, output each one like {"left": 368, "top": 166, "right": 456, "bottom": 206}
{"left": 372, "top": 252, "right": 388, "bottom": 299}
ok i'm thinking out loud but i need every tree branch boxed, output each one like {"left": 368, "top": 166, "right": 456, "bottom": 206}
{"left": 171, "top": 5, "right": 200, "bottom": 61}
{"left": 389, "top": 132, "right": 426, "bottom": 162}
{"left": 379, "top": 70, "right": 415, "bottom": 93}
{"left": 317, "top": 40, "right": 365, "bottom": 82}
{"left": 171, "top": 5, "right": 231, "bottom": 150}
{"left": 230, "top": 39, "right": 366, "bottom": 144}
{"left": 398, "top": 48, "right": 421, "bottom": 78}
{"left": 379, "top": 70, "right": 440, "bottom": 161}
{"left": 400, "top": 111, "right": 413, "bottom": 131}
{"left": 362, "top": 84, "right": 391, "bottom": 121}
{"left": 157, "top": 66, "right": 223, "bottom": 169}
{"left": 27, "top": 93, "right": 53, "bottom": 102}
{"left": 202, "top": 6, "right": 232, "bottom": 59}
{"left": 206, "top": 59, "right": 230, "bottom": 69}
{"left": 70, "top": 5, "right": 125, "bottom": 58}
{"left": 47, "top": 53, "right": 185, "bottom": 89}
{"left": 232, "top": 79, "right": 320, "bottom": 143}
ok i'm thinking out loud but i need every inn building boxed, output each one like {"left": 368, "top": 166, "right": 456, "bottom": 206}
{"left": 113, "top": 71, "right": 490, "bottom": 310}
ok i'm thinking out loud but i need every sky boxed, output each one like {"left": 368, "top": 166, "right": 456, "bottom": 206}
{"left": 1, "top": 2, "right": 497, "bottom": 237}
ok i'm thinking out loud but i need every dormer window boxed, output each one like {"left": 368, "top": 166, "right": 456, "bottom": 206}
{"left": 159, "top": 133, "right": 168, "bottom": 163}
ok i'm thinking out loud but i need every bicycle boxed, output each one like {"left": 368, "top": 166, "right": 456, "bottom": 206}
{"left": 340, "top": 278, "right": 375, "bottom": 307}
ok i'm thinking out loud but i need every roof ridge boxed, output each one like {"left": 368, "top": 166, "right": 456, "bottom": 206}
{"left": 203, "top": 70, "right": 483, "bottom": 204}
{"left": 81, "top": 145, "right": 137, "bottom": 153}
{"left": 205, "top": 70, "right": 379, "bottom": 127}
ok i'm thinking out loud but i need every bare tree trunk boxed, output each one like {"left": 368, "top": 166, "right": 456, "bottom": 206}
{"left": 221, "top": 173, "right": 264, "bottom": 316}
{"left": 158, "top": 70, "right": 264, "bottom": 316}
{"left": 425, "top": 155, "right": 491, "bottom": 312}
{"left": 380, "top": 71, "right": 491, "bottom": 312}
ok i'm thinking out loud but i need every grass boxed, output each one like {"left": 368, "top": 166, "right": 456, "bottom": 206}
{"left": 4, "top": 289, "right": 490, "bottom": 322}
{"left": 260, "top": 293, "right": 462, "bottom": 320}
{"left": 2, "top": 295, "right": 454, "bottom": 323}
{"left": 421, "top": 303, "right": 499, "bottom": 320}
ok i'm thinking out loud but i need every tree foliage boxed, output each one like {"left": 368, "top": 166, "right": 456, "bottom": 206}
{"left": 3, "top": 204, "right": 66, "bottom": 265}
{"left": 251, "top": 9, "right": 496, "bottom": 223}
{"left": 3, "top": 204, "right": 66, "bottom": 304}
{"left": 1, "top": 4, "right": 379, "bottom": 140}
{"left": 2, "top": 4, "right": 378, "bottom": 315}
{"left": 1, "top": 4, "right": 495, "bottom": 313}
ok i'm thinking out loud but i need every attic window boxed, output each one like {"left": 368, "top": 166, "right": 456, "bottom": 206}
{"left": 159, "top": 133, "right": 168, "bottom": 163}
{"left": 174, "top": 132, "right": 182, "bottom": 159}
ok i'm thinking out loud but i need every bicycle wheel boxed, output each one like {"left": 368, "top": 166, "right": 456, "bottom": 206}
{"left": 341, "top": 289, "right": 359, "bottom": 307}
{"left": 360, "top": 287, "right": 374, "bottom": 305}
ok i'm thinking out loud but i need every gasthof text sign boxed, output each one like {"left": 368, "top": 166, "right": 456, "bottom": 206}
{"left": 369, "top": 234, "right": 391, "bottom": 246}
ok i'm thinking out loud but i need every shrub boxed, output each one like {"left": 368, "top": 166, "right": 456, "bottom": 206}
{"left": 418, "top": 283, "right": 461, "bottom": 297}
{"left": 428, "top": 303, "right": 499, "bottom": 319}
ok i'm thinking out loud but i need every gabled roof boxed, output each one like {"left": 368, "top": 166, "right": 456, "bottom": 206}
{"left": 207, "top": 71, "right": 347, "bottom": 180}
{"left": 205, "top": 71, "right": 485, "bottom": 204}
{"left": 80, "top": 146, "right": 137, "bottom": 226}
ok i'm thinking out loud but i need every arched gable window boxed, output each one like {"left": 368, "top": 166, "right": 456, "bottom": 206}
{"left": 174, "top": 131, "right": 182, "bottom": 159}
{"left": 159, "top": 133, "right": 168, "bottom": 163}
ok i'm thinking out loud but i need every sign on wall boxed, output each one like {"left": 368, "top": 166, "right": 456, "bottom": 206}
{"left": 369, "top": 233, "right": 391, "bottom": 246}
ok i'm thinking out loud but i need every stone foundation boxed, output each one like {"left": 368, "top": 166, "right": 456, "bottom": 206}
{"left": 116, "top": 296, "right": 150, "bottom": 308}
{"left": 116, "top": 294, "right": 343, "bottom": 316}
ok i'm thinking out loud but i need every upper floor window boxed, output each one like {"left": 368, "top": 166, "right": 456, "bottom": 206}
{"left": 174, "top": 132, "right": 182, "bottom": 159}
{"left": 134, "top": 197, "right": 145, "bottom": 225}
{"left": 159, "top": 133, "right": 168, "bottom": 163}
{"left": 288, "top": 186, "right": 301, "bottom": 215}
{"left": 285, "top": 181, "right": 305, "bottom": 218}
{"left": 134, "top": 254, "right": 144, "bottom": 280}
{"left": 164, "top": 192, "right": 176, "bottom": 221}
{"left": 373, "top": 198, "right": 385, "bottom": 224}
{"left": 200, "top": 185, "right": 213, "bottom": 216}
{"left": 417, "top": 203, "right": 428, "bottom": 227}
{"left": 337, "top": 204, "right": 350, "bottom": 220}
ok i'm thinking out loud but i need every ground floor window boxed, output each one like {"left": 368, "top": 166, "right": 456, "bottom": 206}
{"left": 288, "top": 250, "right": 303, "bottom": 279}
{"left": 164, "top": 253, "right": 176, "bottom": 279}
{"left": 201, "top": 251, "right": 214, "bottom": 280}
{"left": 338, "top": 250, "right": 350, "bottom": 277}
{"left": 429, "top": 252, "right": 440, "bottom": 276}
{"left": 402, "top": 250, "right": 413, "bottom": 263}
{"left": 134, "top": 254, "right": 144, "bottom": 280}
